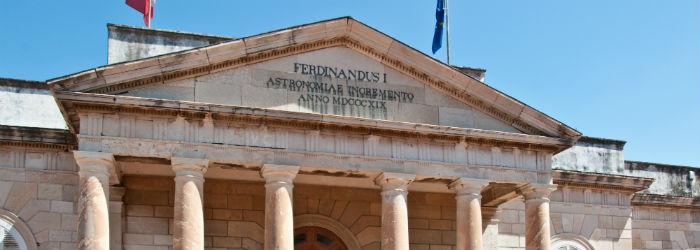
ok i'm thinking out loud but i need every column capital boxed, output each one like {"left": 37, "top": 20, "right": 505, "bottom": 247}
{"left": 449, "top": 178, "right": 489, "bottom": 196}
{"left": 171, "top": 157, "right": 209, "bottom": 177}
{"left": 73, "top": 151, "right": 119, "bottom": 185}
{"left": 374, "top": 172, "right": 415, "bottom": 190}
{"left": 261, "top": 164, "right": 300, "bottom": 183}
{"left": 517, "top": 184, "right": 557, "bottom": 201}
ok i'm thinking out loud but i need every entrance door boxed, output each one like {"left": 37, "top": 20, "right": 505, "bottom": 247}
{"left": 294, "top": 226, "right": 347, "bottom": 250}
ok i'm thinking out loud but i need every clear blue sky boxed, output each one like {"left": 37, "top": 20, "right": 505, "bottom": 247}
{"left": 1, "top": 0, "right": 698, "bottom": 166}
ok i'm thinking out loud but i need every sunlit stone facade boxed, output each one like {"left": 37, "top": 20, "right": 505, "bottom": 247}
{"left": 0, "top": 17, "right": 698, "bottom": 250}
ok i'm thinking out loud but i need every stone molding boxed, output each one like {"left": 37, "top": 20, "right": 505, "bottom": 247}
{"left": 55, "top": 91, "right": 571, "bottom": 153}
{"left": 374, "top": 172, "right": 415, "bottom": 194}
{"left": 551, "top": 233, "right": 594, "bottom": 250}
{"left": 78, "top": 134, "right": 551, "bottom": 185}
{"left": 449, "top": 178, "right": 489, "bottom": 197}
{"left": 294, "top": 214, "right": 362, "bottom": 250}
{"left": 553, "top": 170, "right": 653, "bottom": 193}
{"left": 517, "top": 183, "right": 557, "bottom": 201}
{"left": 0, "top": 208, "right": 38, "bottom": 250}
{"left": 261, "top": 164, "right": 300, "bottom": 184}
{"left": 48, "top": 17, "right": 580, "bottom": 141}
{"left": 171, "top": 157, "right": 209, "bottom": 178}
{"left": 73, "top": 151, "right": 119, "bottom": 185}
{"left": 632, "top": 193, "right": 700, "bottom": 209}
{"left": 0, "top": 125, "right": 75, "bottom": 150}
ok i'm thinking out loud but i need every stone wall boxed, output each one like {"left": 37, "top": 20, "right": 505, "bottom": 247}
{"left": 0, "top": 145, "right": 79, "bottom": 250}
{"left": 631, "top": 206, "right": 700, "bottom": 249}
{"left": 497, "top": 185, "right": 634, "bottom": 250}
{"left": 122, "top": 175, "right": 457, "bottom": 250}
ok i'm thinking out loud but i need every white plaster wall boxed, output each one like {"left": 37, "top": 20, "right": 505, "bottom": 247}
{"left": 107, "top": 25, "right": 230, "bottom": 64}
{"left": 552, "top": 140, "right": 625, "bottom": 174}
{"left": 0, "top": 86, "right": 66, "bottom": 129}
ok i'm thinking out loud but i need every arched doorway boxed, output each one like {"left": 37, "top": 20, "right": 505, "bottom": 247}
{"left": 294, "top": 226, "right": 348, "bottom": 250}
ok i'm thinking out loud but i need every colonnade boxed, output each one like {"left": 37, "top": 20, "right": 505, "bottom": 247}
{"left": 74, "top": 151, "right": 554, "bottom": 250}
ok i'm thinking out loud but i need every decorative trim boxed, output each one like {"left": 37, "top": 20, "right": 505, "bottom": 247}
{"left": 553, "top": 170, "right": 653, "bottom": 192}
{"left": 294, "top": 214, "right": 362, "bottom": 250}
{"left": 0, "top": 140, "right": 75, "bottom": 151}
{"left": 56, "top": 94, "right": 569, "bottom": 152}
{"left": 0, "top": 125, "right": 76, "bottom": 151}
{"left": 632, "top": 193, "right": 700, "bottom": 209}
{"left": 551, "top": 233, "right": 594, "bottom": 250}
{"left": 0, "top": 208, "right": 38, "bottom": 250}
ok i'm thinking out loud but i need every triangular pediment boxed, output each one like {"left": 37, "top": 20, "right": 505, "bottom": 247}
{"left": 123, "top": 46, "right": 523, "bottom": 133}
{"left": 48, "top": 17, "right": 580, "bottom": 139}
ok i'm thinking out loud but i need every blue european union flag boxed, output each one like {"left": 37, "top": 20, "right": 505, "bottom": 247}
{"left": 432, "top": 0, "right": 446, "bottom": 54}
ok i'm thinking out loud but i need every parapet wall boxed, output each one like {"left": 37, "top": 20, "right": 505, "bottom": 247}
{"left": 107, "top": 24, "right": 232, "bottom": 64}
{"left": 553, "top": 136, "right": 699, "bottom": 196}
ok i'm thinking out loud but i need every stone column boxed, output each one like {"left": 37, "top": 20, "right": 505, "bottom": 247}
{"left": 449, "top": 178, "right": 488, "bottom": 250}
{"left": 74, "top": 151, "right": 115, "bottom": 250}
{"left": 518, "top": 184, "right": 556, "bottom": 250}
{"left": 481, "top": 207, "right": 501, "bottom": 250}
{"left": 261, "top": 164, "right": 300, "bottom": 250}
{"left": 374, "top": 173, "right": 415, "bottom": 250}
{"left": 171, "top": 157, "right": 209, "bottom": 250}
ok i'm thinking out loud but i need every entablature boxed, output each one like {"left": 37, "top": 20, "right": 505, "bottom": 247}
{"left": 56, "top": 91, "right": 573, "bottom": 153}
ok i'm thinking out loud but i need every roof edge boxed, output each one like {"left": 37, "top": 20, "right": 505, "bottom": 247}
{"left": 553, "top": 169, "right": 654, "bottom": 193}
{"left": 0, "top": 77, "right": 48, "bottom": 89}
{"left": 107, "top": 23, "right": 235, "bottom": 40}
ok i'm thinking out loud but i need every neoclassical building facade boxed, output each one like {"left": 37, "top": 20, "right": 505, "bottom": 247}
{"left": 0, "top": 17, "right": 698, "bottom": 250}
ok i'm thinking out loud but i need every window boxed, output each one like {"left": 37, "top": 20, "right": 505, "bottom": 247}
{"left": 0, "top": 217, "right": 28, "bottom": 250}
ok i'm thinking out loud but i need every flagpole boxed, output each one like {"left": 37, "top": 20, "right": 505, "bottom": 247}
{"left": 445, "top": 0, "right": 451, "bottom": 64}
{"left": 148, "top": 0, "right": 153, "bottom": 28}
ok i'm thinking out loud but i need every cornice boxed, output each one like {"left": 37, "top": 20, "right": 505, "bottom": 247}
{"left": 552, "top": 170, "right": 654, "bottom": 192}
{"left": 0, "top": 125, "right": 76, "bottom": 151}
{"left": 632, "top": 193, "right": 700, "bottom": 209}
{"left": 47, "top": 17, "right": 580, "bottom": 142}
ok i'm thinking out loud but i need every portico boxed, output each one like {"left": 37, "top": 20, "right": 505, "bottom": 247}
{"left": 49, "top": 17, "right": 580, "bottom": 250}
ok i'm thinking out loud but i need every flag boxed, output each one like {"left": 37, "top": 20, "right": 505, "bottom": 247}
{"left": 432, "top": 0, "right": 445, "bottom": 54}
{"left": 126, "top": 0, "right": 154, "bottom": 27}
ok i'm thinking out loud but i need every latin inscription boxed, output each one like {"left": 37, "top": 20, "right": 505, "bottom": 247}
{"left": 264, "top": 64, "right": 416, "bottom": 119}
{"left": 293, "top": 63, "right": 387, "bottom": 83}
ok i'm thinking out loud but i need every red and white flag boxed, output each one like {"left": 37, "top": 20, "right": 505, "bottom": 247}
{"left": 126, "top": 0, "right": 154, "bottom": 27}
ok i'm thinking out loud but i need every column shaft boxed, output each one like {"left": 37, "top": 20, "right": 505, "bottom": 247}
{"left": 74, "top": 151, "right": 115, "bottom": 250}
{"left": 450, "top": 178, "right": 488, "bottom": 250}
{"left": 262, "top": 164, "right": 300, "bottom": 250}
{"left": 375, "top": 173, "right": 415, "bottom": 250}
{"left": 172, "top": 158, "right": 209, "bottom": 250}
{"left": 519, "top": 185, "right": 556, "bottom": 250}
